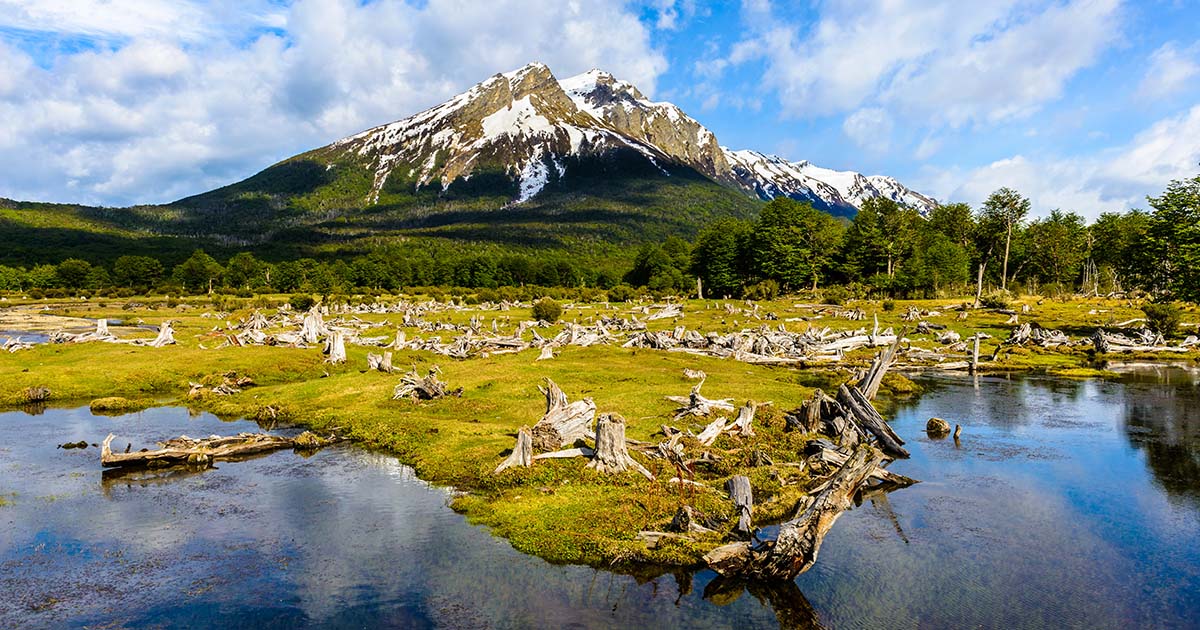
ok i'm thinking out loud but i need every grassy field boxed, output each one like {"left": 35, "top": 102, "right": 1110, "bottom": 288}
{"left": 1, "top": 293, "right": 1196, "bottom": 565}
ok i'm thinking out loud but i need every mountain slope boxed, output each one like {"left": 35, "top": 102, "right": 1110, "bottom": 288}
{"left": 161, "top": 62, "right": 937, "bottom": 246}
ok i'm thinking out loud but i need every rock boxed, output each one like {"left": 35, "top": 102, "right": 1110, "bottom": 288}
{"left": 58, "top": 440, "right": 88, "bottom": 449}
{"left": 926, "top": 417, "right": 952, "bottom": 436}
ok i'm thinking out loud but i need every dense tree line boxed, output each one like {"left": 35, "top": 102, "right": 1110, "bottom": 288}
{"left": 2, "top": 174, "right": 1197, "bottom": 302}
{"left": 684, "top": 173, "right": 1200, "bottom": 301}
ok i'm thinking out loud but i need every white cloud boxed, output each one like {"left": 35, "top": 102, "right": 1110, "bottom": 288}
{"left": 728, "top": 0, "right": 1123, "bottom": 128}
{"left": 917, "top": 105, "right": 1200, "bottom": 218}
{"left": 1137, "top": 41, "right": 1200, "bottom": 101}
{"left": 0, "top": 0, "right": 667, "bottom": 206}
{"left": 842, "top": 107, "right": 892, "bottom": 150}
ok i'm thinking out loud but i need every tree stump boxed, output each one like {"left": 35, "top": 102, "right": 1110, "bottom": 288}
{"left": 530, "top": 379, "right": 595, "bottom": 451}
{"left": 325, "top": 330, "right": 346, "bottom": 364}
{"left": 587, "top": 413, "right": 653, "bottom": 480}
{"left": 494, "top": 426, "right": 533, "bottom": 473}
{"left": 727, "top": 475, "right": 754, "bottom": 539}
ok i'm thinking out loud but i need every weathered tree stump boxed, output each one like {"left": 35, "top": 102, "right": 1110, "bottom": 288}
{"left": 727, "top": 475, "right": 754, "bottom": 539}
{"left": 392, "top": 367, "right": 461, "bottom": 401}
{"left": 587, "top": 413, "right": 653, "bottom": 480}
{"left": 494, "top": 426, "right": 533, "bottom": 473}
{"left": 730, "top": 402, "right": 756, "bottom": 437}
{"left": 530, "top": 379, "right": 596, "bottom": 451}
{"left": 367, "top": 351, "right": 394, "bottom": 373}
{"left": 325, "top": 330, "right": 347, "bottom": 364}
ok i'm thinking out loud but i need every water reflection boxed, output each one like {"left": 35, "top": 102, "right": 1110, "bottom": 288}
{"left": 1122, "top": 377, "right": 1200, "bottom": 509}
{"left": 4, "top": 369, "right": 1200, "bottom": 628}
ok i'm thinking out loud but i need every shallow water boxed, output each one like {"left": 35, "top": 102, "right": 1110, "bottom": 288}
{"left": 1, "top": 370, "right": 1198, "bottom": 628}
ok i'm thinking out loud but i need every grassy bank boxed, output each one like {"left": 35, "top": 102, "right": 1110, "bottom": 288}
{"left": 1, "top": 294, "right": 1196, "bottom": 566}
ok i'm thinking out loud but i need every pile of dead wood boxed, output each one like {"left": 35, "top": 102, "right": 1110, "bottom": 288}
{"left": 392, "top": 366, "right": 462, "bottom": 401}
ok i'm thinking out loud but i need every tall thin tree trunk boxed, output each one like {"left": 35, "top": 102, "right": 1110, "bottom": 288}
{"left": 973, "top": 260, "right": 986, "bottom": 308}
{"left": 1001, "top": 225, "right": 1012, "bottom": 291}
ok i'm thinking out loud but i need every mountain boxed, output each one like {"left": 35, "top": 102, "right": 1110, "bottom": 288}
{"left": 177, "top": 61, "right": 937, "bottom": 243}
{"left": 4, "top": 62, "right": 937, "bottom": 263}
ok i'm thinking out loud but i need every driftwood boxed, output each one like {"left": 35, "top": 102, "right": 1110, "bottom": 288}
{"left": 100, "top": 431, "right": 334, "bottom": 470}
{"left": 530, "top": 379, "right": 596, "bottom": 451}
{"left": 667, "top": 378, "right": 736, "bottom": 420}
{"left": 587, "top": 413, "right": 654, "bottom": 480}
{"left": 837, "top": 384, "right": 909, "bottom": 458}
{"left": 727, "top": 475, "right": 754, "bottom": 539}
{"left": 705, "top": 445, "right": 884, "bottom": 580}
{"left": 754, "top": 445, "right": 883, "bottom": 579}
{"left": 857, "top": 336, "right": 901, "bottom": 401}
{"left": 392, "top": 367, "right": 461, "bottom": 401}
{"left": 494, "top": 426, "right": 533, "bottom": 473}
{"left": 536, "top": 344, "right": 556, "bottom": 361}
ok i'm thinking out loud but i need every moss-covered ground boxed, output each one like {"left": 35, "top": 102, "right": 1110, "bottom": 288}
{"left": 1, "top": 293, "right": 1196, "bottom": 566}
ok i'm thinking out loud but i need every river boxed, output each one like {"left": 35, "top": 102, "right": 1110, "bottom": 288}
{"left": 2, "top": 368, "right": 1198, "bottom": 628}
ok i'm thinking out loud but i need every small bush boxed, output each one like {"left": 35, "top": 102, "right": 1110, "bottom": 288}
{"left": 606, "top": 284, "right": 637, "bottom": 303}
{"left": 821, "top": 285, "right": 849, "bottom": 306}
{"left": 1143, "top": 302, "right": 1182, "bottom": 338}
{"left": 980, "top": 291, "right": 1011, "bottom": 310}
{"left": 882, "top": 299, "right": 896, "bottom": 312}
{"left": 744, "top": 279, "right": 780, "bottom": 301}
{"left": 532, "top": 297, "right": 562, "bottom": 323}
{"left": 289, "top": 293, "right": 316, "bottom": 311}
{"left": 476, "top": 288, "right": 500, "bottom": 304}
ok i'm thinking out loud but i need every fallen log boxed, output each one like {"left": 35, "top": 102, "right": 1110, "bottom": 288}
{"left": 531, "top": 379, "right": 596, "bottom": 451}
{"left": 100, "top": 431, "right": 335, "bottom": 470}
{"left": 837, "top": 384, "right": 909, "bottom": 459}
{"left": 755, "top": 446, "right": 883, "bottom": 578}
{"left": 705, "top": 445, "right": 884, "bottom": 580}
{"left": 857, "top": 336, "right": 902, "bottom": 401}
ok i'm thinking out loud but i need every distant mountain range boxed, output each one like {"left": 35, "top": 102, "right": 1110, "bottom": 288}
{"left": 1, "top": 63, "right": 937, "bottom": 263}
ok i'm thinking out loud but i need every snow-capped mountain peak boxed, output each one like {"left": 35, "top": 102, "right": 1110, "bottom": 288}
{"left": 319, "top": 63, "right": 935, "bottom": 215}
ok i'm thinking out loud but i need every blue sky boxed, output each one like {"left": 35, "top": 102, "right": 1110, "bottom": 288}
{"left": 1, "top": 0, "right": 1197, "bottom": 218}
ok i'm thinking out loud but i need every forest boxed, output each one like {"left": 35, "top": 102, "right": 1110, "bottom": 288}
{"left": 2, "top": 173, "right": 1196, "bottom": 305}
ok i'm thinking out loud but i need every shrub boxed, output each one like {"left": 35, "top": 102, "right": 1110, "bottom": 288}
{"left": 1142, "top": 302, "right": 1182, "bottom": 338}
{"left": 476, "top": 288, "right": 500, "bottom": 304}
{"left": 743, "top": 279, "right": 780, "bottom": 301}
{"left": 532, "top": 297, "right": 562, "bottom": 323}
{"left": 606, "top": 284, "right": 637, "bottom": 303}
{"left": 882, "top": 299, "right": 896, "bottom": 312}
{"left": 289, "top": 293, "right": 316, "bottom": 311}
{"left": 980, "top": 291, "right": 1012, "bottom": 310}
{"left": 821, "top": 285, "right": 849, "bottom": 306}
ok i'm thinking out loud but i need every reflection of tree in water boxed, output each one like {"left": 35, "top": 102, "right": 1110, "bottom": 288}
{"left": 1124, "top": 384, "right": 1200, "bottom": 508}
{"left": 703, "top": 576, "right": 825, "bottom": 630}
